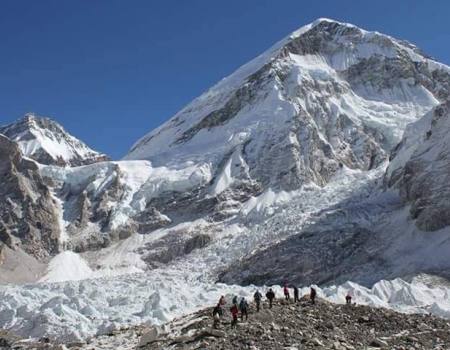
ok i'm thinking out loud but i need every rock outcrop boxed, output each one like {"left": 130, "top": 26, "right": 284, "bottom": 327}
{"left": 0, "top": 134, "right": 60, "bottom": 260}
{"left": 386, "top": 100, "right": 450, "bottom": 231}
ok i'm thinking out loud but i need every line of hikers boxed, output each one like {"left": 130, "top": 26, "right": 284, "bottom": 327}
{"left": 212, "top": 284, "right": 354, "bottom": 328}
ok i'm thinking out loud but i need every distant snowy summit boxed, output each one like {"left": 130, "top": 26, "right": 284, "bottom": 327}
{"left": 0, "top": 113, "right": 109, "bottom": 167}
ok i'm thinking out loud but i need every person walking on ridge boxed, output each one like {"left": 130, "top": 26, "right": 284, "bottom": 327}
{"left": 254, "top": 290, "right": 262, "bottom": 312}
{"left": 346, "top": 292, "right": 352, "bottom": 305}
{"left": 239, "top": 297, "right": 249, "bottom": 321}
{"left": 212, "top": 304, "right": 222, "bottom": 328}
{"left": 310, "top": 287, "right": 317, "bottom": 305}
{"left": 283, "top": 284, "right": 290, "bottom": 301}
{"left": 266, "top": 288, "right": 275, "bottom": 308}
{"left": 293, "top": 285, "right": 299, "bottom": 303}
{"left": 230, "top": 303, "right": 239, "bottom": 328}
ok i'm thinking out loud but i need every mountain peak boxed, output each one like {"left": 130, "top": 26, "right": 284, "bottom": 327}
{"left": 0, "top": 113, "right": 109, "bottom": 167}
{"left": 290, "top": 17, "right": 352, "bottom": 36}
{"left": 126, "top": 18, "right": 447, "bottom": 173}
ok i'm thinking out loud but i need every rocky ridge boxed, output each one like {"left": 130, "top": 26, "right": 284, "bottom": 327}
{"left": 134, "top": 298, "right": 450, "bottom": 350}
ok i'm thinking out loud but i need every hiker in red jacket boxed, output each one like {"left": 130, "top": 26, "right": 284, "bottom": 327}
{"left": 283, "top": 284, "right": 290, "bottom": 301}
{"left": 230, "top": 303, "right": 239, "bottom": 328}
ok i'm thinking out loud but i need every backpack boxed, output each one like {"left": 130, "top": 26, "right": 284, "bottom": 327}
{"left": 212, "top": 306, "right": 221, "bottom": 317}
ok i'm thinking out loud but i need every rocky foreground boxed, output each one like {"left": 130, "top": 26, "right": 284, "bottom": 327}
{"left": 134, "top": 298, "right": 450, "bottom": 350}
{"left": 2, "top": 297, "right": 450, "bottom": 349}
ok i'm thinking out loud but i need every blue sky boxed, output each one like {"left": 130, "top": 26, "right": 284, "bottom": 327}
{"left": 1, "top": 0, "right": 449, "bottom": 159}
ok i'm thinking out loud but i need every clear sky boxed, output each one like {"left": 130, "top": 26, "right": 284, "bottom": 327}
{"left": 1, "top": 0, "right": 449, "bottom": 159}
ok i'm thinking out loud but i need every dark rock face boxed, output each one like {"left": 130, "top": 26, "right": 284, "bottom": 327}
{"left": 175, "top": 65, "right": 272, "bottom": 145}
{"left": 387, "top": 100, "right": 450, "bottom": 231}
{"left": 218, "top": 226, "right": 387, "bottom": 287}
{"left": 0, "top": 135, "right": 60, "bottom": 260}
{"left": 138, "top": 230, "right": 211, "bottom": 268}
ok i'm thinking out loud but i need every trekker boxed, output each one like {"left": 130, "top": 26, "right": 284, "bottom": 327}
{"left": 266, "top": 288, "right": 275, "bottom": 308}
{"left": 212, "top": 304, "right": 222, "bottom": 328}
{"left": 239, "top": 297, "right": 249, "bottom": 321}
{"left": 232, "top": 295, "right": 238, "bottom": 305}
{"left": 216, "top": 296, "right": 225, "bottom": 317}
{"left": 283, "top": 284, "right": 290, "bottom": 301}
{"left": 254, "top": 290, "right": 262, "bottom": 312}
{"left": 346, "top": 292, "right": 352, "bottom": 305}
{"left": 310, "top": 287, "right": 317, "bottom": 305}
{"left": 293, "top": 285, "right": 299, "bottom": 303}
{"left": 230, "top": 303, "right": 239, "bottom": 328}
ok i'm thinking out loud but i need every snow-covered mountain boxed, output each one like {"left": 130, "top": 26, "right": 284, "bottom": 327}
{"left": 126, "top": 18, "right": 447, "bottom": 191}
{"left": 0, "top": 114, "right": 109, "bottom": 266}
{"left": 1, "top": 18, "right": 450, "bottom": 342}
{"left": 0, "top": 113, "right": 109, "bottom": 167}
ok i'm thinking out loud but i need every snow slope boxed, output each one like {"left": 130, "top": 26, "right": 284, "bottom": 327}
{"left": 39, "top": 251, "right": 93, "bottom": 283}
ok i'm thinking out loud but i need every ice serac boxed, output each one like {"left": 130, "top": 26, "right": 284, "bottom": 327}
{"left": 0, "top": 113, "right": 109, "bottom": 167}
{"left": 386, "top": 100, "right": 450, "bottom": 231}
